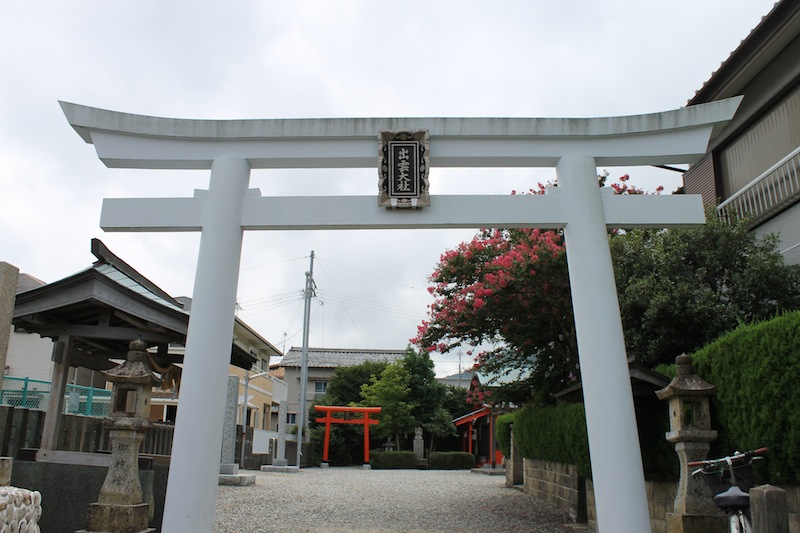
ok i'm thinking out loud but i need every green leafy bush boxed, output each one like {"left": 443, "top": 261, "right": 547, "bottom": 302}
{"left": 428, "top": 451, "right": 475, "bottom": 470}
{"left": 514, "top": 403, "right": 591, "bottom": 477}
{"left": 369, "top": 450, "right": 418, "bottom": 469}
{"left": 511, "top": 400, "right": 676, "bottom": 480}
{"left": 692, "top": 310, "right": 800, "bottom": 484}
{"left": 496, "top": 412, "right": 516, "bottom": 457}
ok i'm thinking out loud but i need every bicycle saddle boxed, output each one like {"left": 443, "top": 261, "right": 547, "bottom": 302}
{"left": 713, "top": 485, "right": 750, "bottom": 509}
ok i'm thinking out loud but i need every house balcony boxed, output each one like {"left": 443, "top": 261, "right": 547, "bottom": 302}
{"left": 718, "top": 146, "right": 800, "bottom": 227}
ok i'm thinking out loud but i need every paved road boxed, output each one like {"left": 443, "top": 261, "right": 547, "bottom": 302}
{"left": 215, "top": 468, "right": 585, "bottom": 532}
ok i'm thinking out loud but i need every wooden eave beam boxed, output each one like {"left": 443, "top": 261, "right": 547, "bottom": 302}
{"left": 68, "top": 347, "right": 119, "bottom": 372}
{"left": 35, "top": 324, "right": 180, "bottom": 344}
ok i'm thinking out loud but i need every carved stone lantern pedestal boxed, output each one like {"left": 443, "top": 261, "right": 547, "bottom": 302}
{"left": 656, "top": 354, "right": 724, "bottom": 533}
{"left": 78, "top": 340, "right": 159, "bottom": 533}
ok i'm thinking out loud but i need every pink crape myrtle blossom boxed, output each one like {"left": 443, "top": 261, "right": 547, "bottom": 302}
{"left": 411, "top": 174, "right": 661, "bottom": 404}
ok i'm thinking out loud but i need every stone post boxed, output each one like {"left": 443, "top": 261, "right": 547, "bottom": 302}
{"left": 0, "top": 457, "right": 12, "bottom": 485}
{"left": 0, "top": 262, "right": 20, "bottom": 389}
{"left": 750, "top": 485, "right": 789, "bottom": 533}
{"left": 656, "top": 354, "right": 724, "bottom": 533}
{"left": 273, "top": 401, "right": 288, "bottom": 467}
{"left": 219, "top": 375, "right": 239, "bottom": 475}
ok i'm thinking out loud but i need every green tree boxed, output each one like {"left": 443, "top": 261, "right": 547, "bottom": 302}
{"left": 441, "top": 385, "right": 470, "bottom": 420}
{"left": 324, "top": 360, "right": 389, "bottom": 405}
{"left": 424, "top": 406, "right": 457, "bottom": 455}
{"left": 610, "top": 210, "right": 800, "bottom": 366}
{"left": 401, "top": 347, "right": 460, "bottom": 453}
{"left": 402, "top": 347, "right": 446, "bottom": 429}
{"left": 360, "top": 363, "right": 417, "bottom": 449}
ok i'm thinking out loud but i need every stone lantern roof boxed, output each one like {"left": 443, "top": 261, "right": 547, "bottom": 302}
{"left": 102, "top": 339, "right": 161, "bottom": 387}
{"left": 655, "top": 354, "right": 716, "bottom": 400}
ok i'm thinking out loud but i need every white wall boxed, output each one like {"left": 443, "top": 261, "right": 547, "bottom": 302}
{"left": 755, "top": 205, "right": 800, "bottom": 265}
{"left": 5, "top": 328, "right": 52, "bottom": 381}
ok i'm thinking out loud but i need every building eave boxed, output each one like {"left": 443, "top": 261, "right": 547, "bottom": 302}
{"left": 690, "top": 0, "right": 800, "bottom": 104}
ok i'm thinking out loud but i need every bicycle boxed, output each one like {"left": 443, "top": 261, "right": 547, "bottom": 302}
{"left": 688, "top": 447, "right": 767, "bottom": 533}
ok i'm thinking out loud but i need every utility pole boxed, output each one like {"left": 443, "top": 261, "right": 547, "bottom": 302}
{"left": 296, "top": 251, "right": 315, "bottom": 468}
{"left": 458, "top": 350, "right": 463, "bottom": 389}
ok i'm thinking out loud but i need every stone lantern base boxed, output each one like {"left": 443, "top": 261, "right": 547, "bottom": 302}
{"left": 77, "top": 502, "right": 154, "bottom": 533}
{"left": 667, "top": 512, "right": 726, "bottom": 533}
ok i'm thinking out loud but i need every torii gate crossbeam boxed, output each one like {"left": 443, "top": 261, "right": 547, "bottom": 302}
{"left": 60, "top": 97, "right": 741, "bottom": 533}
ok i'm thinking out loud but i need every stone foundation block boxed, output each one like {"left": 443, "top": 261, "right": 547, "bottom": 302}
{"left": 83, "top": 502, "right": 152, "bottom": 533}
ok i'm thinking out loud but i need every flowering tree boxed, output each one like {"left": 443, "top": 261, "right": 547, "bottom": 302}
{"left": 414, "top": 174, "right": 800, "bottom": 405}
{"left": 413, "top": 180, "right": 591, "bottom": 404}
{"left": 413, "top": 221, "right": 574, "bottom": 404}
{"left": 412, "top": 175, "right": 656, "bottom": 404}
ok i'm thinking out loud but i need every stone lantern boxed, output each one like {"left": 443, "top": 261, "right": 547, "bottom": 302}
{"left": 656, "top": 354, "right": 722, "bottom": 533}
{"left": 79, "top": 339, "right": 160, "bottom": 533}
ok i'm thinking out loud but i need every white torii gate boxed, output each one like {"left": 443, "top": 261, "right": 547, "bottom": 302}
{"left": 61, "top": 97, "right": 741, "bottom": 533}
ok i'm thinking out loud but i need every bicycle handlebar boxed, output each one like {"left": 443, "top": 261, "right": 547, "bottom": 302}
{"left": 687, "top": 447, "right": 767, "bottom": 469}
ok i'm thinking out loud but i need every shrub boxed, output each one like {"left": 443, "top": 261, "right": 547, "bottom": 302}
{"left": 428, "top": 451, "right": 475, "bottom": 470}
{"left": 370, "top": 450, "right": 418, "bottom": 469}
{"left": 511, "top": 400, "right": 676, "bottom": 480}
{"left": 496, "top": 412, "right": 516, "bottom": 457}
{"left": 692, "top": 310, "right": 800, "bottom": 484}
{"left": 514, "top": 403, "right": 591, "bottom": 477}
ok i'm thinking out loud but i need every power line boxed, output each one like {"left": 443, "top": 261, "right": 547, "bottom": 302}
{"left": 316, "top": 256, "right": 428, "bottom": 292}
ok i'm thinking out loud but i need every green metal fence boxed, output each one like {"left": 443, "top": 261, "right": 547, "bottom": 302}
{"left": 0, "top": 376, "right": 111, "bottom": 417}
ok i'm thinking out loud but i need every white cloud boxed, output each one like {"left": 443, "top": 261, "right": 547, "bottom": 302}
{"left": 0, "top": 0, "right": 777, "bottom": 375}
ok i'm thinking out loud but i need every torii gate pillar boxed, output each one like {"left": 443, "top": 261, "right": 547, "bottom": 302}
{"left": 60, "top": 97, "right": 742, "bottom": 533}
{"left": 163, "top": 156, "right": 250, "bottom": 527}
{"left": 559, "top": 154, "right": 651, "bottom": 527}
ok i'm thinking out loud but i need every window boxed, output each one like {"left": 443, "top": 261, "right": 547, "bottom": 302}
{"left": 286, "top": 413, "right": 297, "bottom": 425}
{"left": 314, "top": 381, "right": 327, "bottom": 399}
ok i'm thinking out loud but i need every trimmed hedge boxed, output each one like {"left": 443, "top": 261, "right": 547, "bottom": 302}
{"left": 692, "top": 310, "right": 800, "bottom": 484}
{"left": 369, "top": 450, "right": 418, "bottom": 469}
{"left": 514, "top": 403, "right": 591, "bottom": 477}
{"left": 496, "top": 412, "right": 516, "bottom": 457}
{"left": 510, "top": 399, "right": 676, "bottom": 480}
{"left": 428, "top": 452, "right": 475, "bottom": 470}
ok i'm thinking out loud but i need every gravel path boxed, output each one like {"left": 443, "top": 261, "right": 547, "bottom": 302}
{"left": 215, "top": 468, "right": 583, "bottom": 532}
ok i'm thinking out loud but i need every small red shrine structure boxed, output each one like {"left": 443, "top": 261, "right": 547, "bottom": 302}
{"left": 454, "top": 405, "right": 504, "bottom": 466}
{"left": 314, "top": 405, "right": 381, "bottom": 465}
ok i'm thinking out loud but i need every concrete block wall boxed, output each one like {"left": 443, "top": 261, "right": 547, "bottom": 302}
{"left": 585, "top": 478, "right": 676, "bottom": 533}
{"left": 523, "top": 458, "right": 585, "bottom": 523}
{"left": 522, "top": 459, "right": 800, "bottom": 531}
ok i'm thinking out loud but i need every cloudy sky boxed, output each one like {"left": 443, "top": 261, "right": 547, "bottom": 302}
{"left": 0, "top": 1, "right": 777, "bottom": 376}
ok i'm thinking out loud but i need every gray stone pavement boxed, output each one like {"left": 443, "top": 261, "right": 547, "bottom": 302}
{"left": 215, "top": 467, "right": 588, "bottom": 532}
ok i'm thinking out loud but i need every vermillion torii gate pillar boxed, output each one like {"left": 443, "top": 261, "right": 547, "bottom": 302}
{"left": 61, "top": 97, "right": 741, "bottom": 533}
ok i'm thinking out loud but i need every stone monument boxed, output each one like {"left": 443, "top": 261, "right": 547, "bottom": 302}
{"left": 219, "top": 375, "right": 239, "bottom": 475}
{"left": 218, "top": 375, "right": 256, "bottom": 485}
{"left": 78, "top": 339, "right": 159, "bottom": 533}
{"left": 413, "top": 427, "right": 424, "bottom": 462}
{"left": 0, "top": 262, "right": 20, "bottom": 390}
{"left": 273, "top": 401, "right": 288, "bottom": 467}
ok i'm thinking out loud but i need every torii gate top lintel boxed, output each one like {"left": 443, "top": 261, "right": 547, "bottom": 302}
{"left": 59, "top": 97, "right": 742, "bottom": 170}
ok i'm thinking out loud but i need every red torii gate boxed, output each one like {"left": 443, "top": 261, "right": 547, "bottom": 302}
{"left": 315, "top": 405, "right": 381, "bottom": 465}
